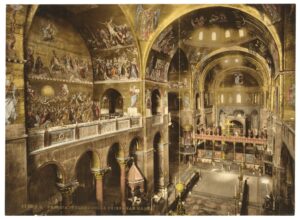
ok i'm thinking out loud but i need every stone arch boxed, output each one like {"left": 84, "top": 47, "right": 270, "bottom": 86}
{"left": 73, "top": 150, "right": 99, "bottom": 205}
{"left": 212, "top": 67, "right": 264, "bottom": 89}
{"left": 104, "top": 142, "right": 122, "bottom": 209}
{"left": 101, "top": 88, "right": 124, "bottom": 117}
{"left": 168, "top": 47, "right": 189, "bottom": 81}
{"left": 229, "top": 119, "right": 244, "bottom": 135}
{"left": 107, "top": 142, "right": 122, "bottom": 163}
{"left": 28, "top": 162, "right": 65, "bottom": 212}
{"left": 197, "top": 48, "right": 271, "bottom": 92}
{"left": 143, "top": 5, "right": 282, "bottom": 73}
{"left": 151, "top": 89, "right": 162, "bottom": 115}
{"left": 24, "top": 5, "right": 142, "bottom": 73}
{"left": 34, "top": 160, "right": 66, "bottom": 183}
{"left": 233, "top": 109, "right": 245, "bottom": 117}
{"left": 75, "top": 149, "right": 102, "bottom": 170}
{"left": 24, "top": 5, "right": 39, "bottom": 40}
{"left": 127, "top": 136, "right": 145, "bottom": 188}
{"left": 129, "top": 136, "right": 143, "bottom": 162}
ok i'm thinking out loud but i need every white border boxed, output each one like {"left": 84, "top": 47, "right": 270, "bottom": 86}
{"left": 0, "top": 1, "right": 298, "bottom": 220}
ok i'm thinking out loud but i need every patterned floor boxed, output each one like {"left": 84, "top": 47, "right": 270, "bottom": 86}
{"left": 182, "top": 164, "right": 272, "bottom": 215}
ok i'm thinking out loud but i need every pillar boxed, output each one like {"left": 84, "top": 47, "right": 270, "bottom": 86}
{"left": 95, "top": 173, "right": 104, "bottom": 212}
{"left": 233, "top": 142, "right": 236, "bottom": 162}
{"left": 200, "top": 91, "right": 205, "bottom": 125}
{"left": 91, "top": 168, "right": 110, "bottom": 214}
{"left": 243, "top": 143, "right": 246, "bottom": 166}
{"left": 212, "top": 105, "right": 216, "bottom": 126}
{"left": 57, "top": 181, "right": 78, "bottom": 215}
{"left": 117, "top": 159, "right": 127, "bottom": 215}
{"left": 212, "top": 140, "right": 215, "bottom": 161}
{"left": 6, "top": 7, "right": 28, "bottom": 214}
{"left": 263, "top": 90, "right": 267, "bottom": 109}
{"left": 158, "top": 143, "right": 165, "bottom": 188}
{"left": 204, "top": 140, "right": 207, "bottom": 159}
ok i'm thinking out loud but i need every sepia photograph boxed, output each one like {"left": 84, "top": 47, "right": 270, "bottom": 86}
{"left": 4, "top": 1, "right": 296, "bottom": 217}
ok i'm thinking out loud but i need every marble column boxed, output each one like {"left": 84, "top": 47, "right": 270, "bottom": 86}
{"left": 95, "top": 173, "right": 104, "bottom": 211}
{"left": 264, "top": 90, "right": 268, "bottom": 109}
{"left": 212, "top": 140, "right": 215, "bottom": 161}
{"left": 91, "top": 168, "right": 110, "bottom": 214}
{"left": 57, "top": 180, "right": 78, "bottom": 215}
{"left": 200, "top": 91, "right": 205, "bottom": 125}
{"left": 158, "top": 143, "right": 165, "bottom": 189}
{"left": 233, "top": 142, "right": 236, "bottom": 161}
{"left": 243, "top": 143, "right": 246, "bottom": 165}
{"left": 117, "top": 159, "right": 127, "bottom": 215}
{"left": 212, "top": 104, "right": 216, "bottom": 126}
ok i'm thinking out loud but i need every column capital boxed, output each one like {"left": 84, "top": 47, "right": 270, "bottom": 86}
{"left": 91, "top": 167, "right": 111, "bottom": 178}
{"left": 56, "top": 180, "right": 79, "bottom": 195}
{"left": 117, "top": 156, "right": 133, "bottom": 165}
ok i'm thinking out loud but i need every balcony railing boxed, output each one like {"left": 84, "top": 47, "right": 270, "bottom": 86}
{"left": 28, "top": 116, "right": 142, "bottom": 153}
{"left": 194, "top": 134, "right": 267, "bottom": 145}
{"left": 152, "top": 114, "right": 163, "bottom": 125}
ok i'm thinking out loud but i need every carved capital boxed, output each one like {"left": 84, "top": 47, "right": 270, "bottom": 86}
{"left": 116, "top": 156, "right": 133, "bottom": 166}
{"left": 56, "top": 179, "right": 79, "bottom": 195}
{"left": 91, "top": 167, "right": 111, "bottom": 179}
{"left": 119, "top": 138, "right": 130, "bottom": 153}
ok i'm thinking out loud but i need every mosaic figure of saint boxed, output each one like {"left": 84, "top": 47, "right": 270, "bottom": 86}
{"left": 130, "top": 85, "right": 140, "bottom": 107}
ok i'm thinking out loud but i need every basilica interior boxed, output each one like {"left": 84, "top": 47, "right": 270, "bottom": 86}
{"left": 5, "top": 4, "right": 295, "bottom": 216}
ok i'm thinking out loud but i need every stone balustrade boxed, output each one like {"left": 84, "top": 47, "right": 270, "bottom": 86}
{"left": 152, "top": 114, "right": 163, "bottom": 125}
{"left": 100, "top": 119, "right": 117, "bottom": 134}
{"left": 28, "top": 116, "right": 142, "bottom": 153}
{"left": 194, "top": 134, "right": 267, "bottom": 145}
{"left": 130, "top": 116, "right": 142, "bottom": 127}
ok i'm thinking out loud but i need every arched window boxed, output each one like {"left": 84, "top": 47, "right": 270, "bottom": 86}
{"left": 199, "top": 31, "right": 203, "bottom": 40}
{"left": 129, "top": 138, "right": 140, "bottom": 166}
{"left": 151, "top": 89, "right": 161, "bottom": 115}
{"left": 225, "top": 30, "right": 230, "bottom": 38}
{"left": 211, "top": 32, "right": 217, "bottom": 41}
{"left": 168, "top": 92, "right": 179, "bottom": 111}
{"left": 236, "top": 93, "right": 241, "bottom": 103}
{"left": 220, "top": 94, "right": 224, "bottom": 104}
{"left": 101, "top": 89, "right": 123, "bottom": 118}
{"left": 239, "top": 29, "right": 245, "bottom": 37}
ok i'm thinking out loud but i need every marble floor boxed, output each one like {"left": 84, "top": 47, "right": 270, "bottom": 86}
{"left": 183, "top": 163, "right": 272, "bottom": 215}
